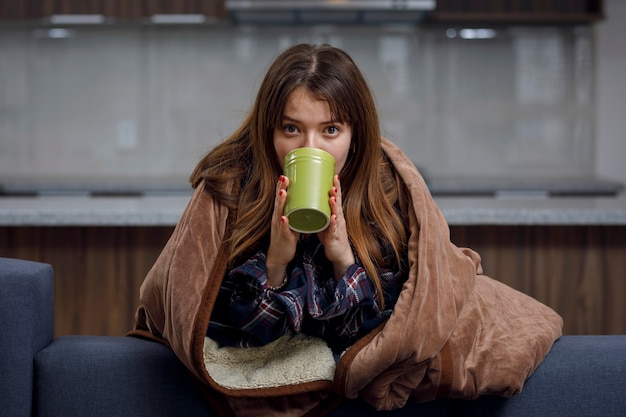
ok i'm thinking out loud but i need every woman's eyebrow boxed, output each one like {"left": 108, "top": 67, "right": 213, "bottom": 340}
{"left": 282, "top": 115, "right": 338, "bottom": 125}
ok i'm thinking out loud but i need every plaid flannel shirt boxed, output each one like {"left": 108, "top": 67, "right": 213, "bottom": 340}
{"left": 208, "top": 234, "right": 405, "bottom": 352}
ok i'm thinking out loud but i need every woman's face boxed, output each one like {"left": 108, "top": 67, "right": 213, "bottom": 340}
{"left": 273, "top": 86, "right": 352, "bottom": 175}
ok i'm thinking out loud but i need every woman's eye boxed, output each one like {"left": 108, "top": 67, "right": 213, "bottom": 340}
{"left": 325, "top": 126, "right": 339, "bottom": 135}
{"left": 283, "top": 125, "right": 298, "bottom": 134}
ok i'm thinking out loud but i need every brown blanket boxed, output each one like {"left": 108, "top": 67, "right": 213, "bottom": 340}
{"left": 131, "top": 138, "right": 563, "bottom": 416}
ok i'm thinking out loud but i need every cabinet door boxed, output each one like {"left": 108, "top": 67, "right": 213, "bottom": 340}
{"left": 0, "top": 0, "right": 46, "bottom": 19}
{"left": 433, "top": 0, "right": 604, "bottom": 23}
{"left": 0, "top": 0, "right": 225, "bottom": 21}
{"left": 141, "top": 0, "right": 226, "bottom": 19}
{"left": 42, "top": 0, "right": 108, "bottom": 15}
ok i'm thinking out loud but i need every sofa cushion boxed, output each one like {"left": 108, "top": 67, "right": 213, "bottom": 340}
{"left": 34, "top": 336, "right": 454, "bottom": 417}
{"left": 457, "top": 335, "right": 626, "bottom": 417}
{"left": 328, "top": 396, "right": 453, "bottom": 416}
{"left": 34, "top": 336, "right": 216, "bottom": 417}
{"left": 32, "top": 335, "right": 626, "bottom": 416}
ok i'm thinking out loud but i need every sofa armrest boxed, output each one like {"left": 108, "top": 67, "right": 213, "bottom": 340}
{"left": 0, "top": 257, "right": 54, "bottom": 417}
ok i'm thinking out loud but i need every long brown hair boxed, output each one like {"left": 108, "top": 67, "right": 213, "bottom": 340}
{"left": 190, "top": 44, "right": 407, "bottom": 306}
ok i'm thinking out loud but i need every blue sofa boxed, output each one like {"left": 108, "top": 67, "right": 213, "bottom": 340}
{"left": 2, "top": 256, "right": 625, "bottom": 417}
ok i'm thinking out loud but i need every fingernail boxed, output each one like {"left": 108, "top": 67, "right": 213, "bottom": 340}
{"left": 333, "top": 196, "right": 337, "bottom": 203}
{"left": 333, "top": 187, "right": 337, "bottom": 193}
{"left": 280, "top": 175, "right": 285, "bottom": 183}
{"left": 279, "top": 190, "right": 285, "bottom": 196}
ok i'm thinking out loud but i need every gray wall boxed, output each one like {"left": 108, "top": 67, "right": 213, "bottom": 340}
{"left": 1, "top": 3, "right": 622, "bottom": 187}
{"left": 596, "top": 0, "right": 626, "bottom": 184}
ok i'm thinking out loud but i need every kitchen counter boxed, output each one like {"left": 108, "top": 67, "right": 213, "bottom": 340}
{"left": 2, "top": 193, "right": 626, "bottom": 226}
{"left": 4, "top": 193, "right": 624, "bottom": 338}
{"left": 434, "top": 194, "right": 626, "bottom": 225}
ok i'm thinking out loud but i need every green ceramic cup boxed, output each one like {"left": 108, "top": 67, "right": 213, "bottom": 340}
{"left": 283, "top": 147, "right": 335, "bottom": 234}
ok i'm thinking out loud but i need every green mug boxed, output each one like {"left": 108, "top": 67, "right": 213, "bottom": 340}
{"left": 283, "top": 148, "right": 336, "bottom": 234}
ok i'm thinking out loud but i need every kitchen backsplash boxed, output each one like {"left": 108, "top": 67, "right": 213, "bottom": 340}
{"left": 0, "top": 24, "right": 594, "bottom": 184}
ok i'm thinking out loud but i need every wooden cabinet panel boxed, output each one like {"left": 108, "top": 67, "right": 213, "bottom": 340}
{"left": 0, "top": 226, "right": 173, "bottom": 336}
{"left": 1, "top": 225, "right": 624, "bottom": 337}
{"left": 43, "top": 0, "right": 109, "bottom": 15}
{"left": 0, "top": 0, "right": 46, "bottom": 19}
{"left": 433, "top": 0, "right": 604, "bottom": 22}
{"left": 450, "top": 225, "right": 626, "bottom": 335}
{"left": 143, "top": 0, "right": 225, "bottom": 16}
{"left": 0, "top": 0, "right": 226, "bottom": 20}
{"left": 3, "top": 0, "right": 600, "bottom": 22}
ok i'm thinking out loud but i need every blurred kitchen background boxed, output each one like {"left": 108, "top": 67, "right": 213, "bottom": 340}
{"left": 3, "top": 1, "right": 626, "bottom": 338}
{"left": 1, "top": 0, "right": 624, "bottom": 196}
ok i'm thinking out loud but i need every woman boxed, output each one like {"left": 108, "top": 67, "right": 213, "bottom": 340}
{"left": 191, "top": 44, "right": 409, "bottom": 352}
{"left": 132, "top": 43, "right": 562, "bottom": 416}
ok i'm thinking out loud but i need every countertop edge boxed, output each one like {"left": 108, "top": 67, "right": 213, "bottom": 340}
{"left": 2, "top": 195, "right": 626, "bottom": 226}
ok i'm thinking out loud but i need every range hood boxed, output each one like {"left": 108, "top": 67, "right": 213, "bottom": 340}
{"left": 225, "top": 0, "right": 436, "bottom": 24}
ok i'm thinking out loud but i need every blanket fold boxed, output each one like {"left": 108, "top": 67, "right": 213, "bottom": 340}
{"left": 131, "top": 138, "right": 563, "bottom": 415}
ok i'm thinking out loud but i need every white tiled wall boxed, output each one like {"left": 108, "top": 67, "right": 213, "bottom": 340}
{"left": 0, "top": 24, "right": 595, "bottom": 184}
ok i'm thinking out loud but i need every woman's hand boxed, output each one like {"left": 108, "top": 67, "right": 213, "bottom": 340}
{"left": 266, "top": 175, "right": 299, "bottom": 287}
{"left": 318, "top": 175, "right": 355, "bottom": 280}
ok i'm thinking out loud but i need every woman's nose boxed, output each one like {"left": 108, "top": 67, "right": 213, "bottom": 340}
{"left": 303, "top": 133, "right": 318, "bottom": 148}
